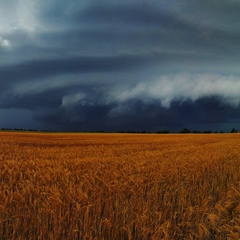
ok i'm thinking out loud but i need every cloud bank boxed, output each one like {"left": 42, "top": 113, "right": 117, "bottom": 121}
{"left": 1, "top": 0, "right": 240, "bottom": 131}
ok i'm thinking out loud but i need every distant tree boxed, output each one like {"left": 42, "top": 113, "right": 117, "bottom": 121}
{"left": 231, "top": 128, "right": 237, "bottom": 133}
{"left": 118, "top": 130, "right": 125, "bottom": 133}
{"left": 156, "top": 130, "right": 170, "bottom": 134}
{"left": 179, "top": 128, "right": 191, "bottom": 134}
{"left": 127, "top": 130, "right": 135, "bottom": 133}
{"left": 192, "top": 130, "right": 202, "bottom": 134}
{"left": 163, "top": 130, "right": 170, "bottom": 134}
{"left": 203, "top": 130, "right": 212, "bottom": 134}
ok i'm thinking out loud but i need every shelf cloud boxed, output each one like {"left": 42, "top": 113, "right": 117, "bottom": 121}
{"left": 1, "top": 0, "right": 240, "bottom": 131}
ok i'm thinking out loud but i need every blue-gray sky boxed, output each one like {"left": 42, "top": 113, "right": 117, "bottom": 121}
{"left": 1, "top": 0, "right": 240, "bottom": 132}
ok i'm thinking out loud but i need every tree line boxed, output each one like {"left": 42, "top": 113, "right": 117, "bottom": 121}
{"left": 0, "top": 127, "right": 238, "bottom": 134}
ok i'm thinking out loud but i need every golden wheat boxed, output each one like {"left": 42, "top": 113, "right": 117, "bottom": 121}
{"left": 0, "top": 132, "right": 239, "bottom": 239}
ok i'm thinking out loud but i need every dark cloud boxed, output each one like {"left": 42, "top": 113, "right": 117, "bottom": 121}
{"left": 1, "top": 0, "right": 240, "bottom": 131}
{"left": 28, "top": 96, "right": 240, "bottom": 132}
{"left": 0, "top": 88, "right": 62, "bottom": 110}
{"left": 0, "top": 53, "right": 163, "bottom": 85}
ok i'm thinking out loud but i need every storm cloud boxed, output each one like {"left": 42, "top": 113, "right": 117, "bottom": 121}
{"left": 1, "top": 0, "right": 240, "bottom": 132}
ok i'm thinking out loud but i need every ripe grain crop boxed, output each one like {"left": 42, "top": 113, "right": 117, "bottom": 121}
{"left": 0, "top": 132, "right": 239, "bottom": 239}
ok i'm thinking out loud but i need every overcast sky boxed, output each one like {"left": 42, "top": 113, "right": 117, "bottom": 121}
{"left": 1, "top": 0, "right": 240, "bottom": 132}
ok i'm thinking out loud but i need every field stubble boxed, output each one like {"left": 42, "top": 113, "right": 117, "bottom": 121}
{"left": 0, "top": 132, "right": 239, "bottom": 239}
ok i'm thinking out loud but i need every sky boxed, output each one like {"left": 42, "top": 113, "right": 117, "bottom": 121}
{"left": 1, "top": 0, "right": 240, "bottom": 132}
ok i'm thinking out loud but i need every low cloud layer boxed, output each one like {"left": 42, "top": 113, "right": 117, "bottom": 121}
{"left": 1, "top": 1, "right": 240, "bottom": 131}
{"left": 111, "top": 73, "right": 240, "bottom": 107}
{"left": 1, "top": 71, "right": 240, "bottom": 131}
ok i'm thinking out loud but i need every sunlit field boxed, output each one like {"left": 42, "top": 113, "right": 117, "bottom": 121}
{"left": 0, "top": 132, "right": 239, "bottom": 239}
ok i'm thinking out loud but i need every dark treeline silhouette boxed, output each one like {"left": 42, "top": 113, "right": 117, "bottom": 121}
{"left": 179, "top": 128, "right": 213, "bottom": 134}
{"left": 0, "top": 127, "right": 238, "bottom": 134}
{"left": 1, "top": 128, "right": 38, "bottom": 132}
{"left": 179, "top": 128, "right": 238, "bottom": 134}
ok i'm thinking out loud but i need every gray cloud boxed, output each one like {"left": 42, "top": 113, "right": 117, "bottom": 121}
{"left": 0, "top": 53, "right": 160, "bottom": 83}
{"left": 1, "top": 0, "right": 240, "bottom": 131}
{"left": 109, "top": 73, "right": 240, "bottom": 107}
{"left": 1, "top": 71, "right": 240, "bottom": 131}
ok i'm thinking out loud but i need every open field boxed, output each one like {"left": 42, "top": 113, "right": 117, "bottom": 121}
{"left": 0, "top": 132, "right": 239, "bottom": 239}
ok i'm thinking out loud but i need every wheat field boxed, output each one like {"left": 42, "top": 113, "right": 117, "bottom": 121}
{"left": 0, "top": 132, "right": 239, "bottom": 239}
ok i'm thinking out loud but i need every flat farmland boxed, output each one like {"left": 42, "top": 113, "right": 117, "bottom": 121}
{"left": 0, "top": 132, "right": 239, "bottom": 239}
